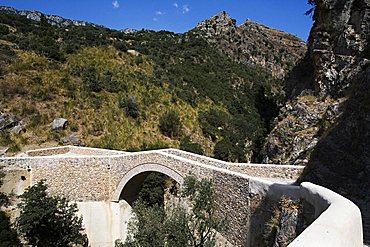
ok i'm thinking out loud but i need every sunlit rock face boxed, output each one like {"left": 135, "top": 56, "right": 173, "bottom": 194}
{"left": 263, "top": 0, "right": 370, "bottom": 243}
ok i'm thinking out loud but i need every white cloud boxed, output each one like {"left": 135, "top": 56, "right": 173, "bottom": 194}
{"left": 155, "top": 11, "right": 165, "bottom": 16}
{"left": 173, "top": 3, "right": 178, "bottom": 8}
{"left": 182, "top": 5, "right": 190, "bottom": 14}
{"left": 112, "top": 0, "right": 120, "bottom": 9}
{"left": 153, "top": 17, "right": 159, "bottom": 22}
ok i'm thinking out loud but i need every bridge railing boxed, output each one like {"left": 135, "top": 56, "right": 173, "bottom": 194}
{"left": 288, "top": 182, "right": 363, "bottom": 247}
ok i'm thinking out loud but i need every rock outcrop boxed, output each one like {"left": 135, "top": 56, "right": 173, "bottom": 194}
{"left": 52, "top": 118, "right": 68, "bottom": 130}
{"left": 0, "top": 112, "right": 19, "bottom": 131}
{"left": 263, "top": 0, "right": 370, "bottom": 243}
{"left": 195, "top": 11, "right": 307, "bottom": 78}
{"left": 0, "top": 6, "right": 100, "bottom": 27}
{"left": 264, "top": 0, "right": 370, "bottom": 165}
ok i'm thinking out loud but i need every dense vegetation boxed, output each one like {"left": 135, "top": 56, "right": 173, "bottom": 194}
{"left": 17, "top": 181, "right": 88, "bottom": 246}
{"left": 0, "top": 167, "right": 22, "bottom": 246}
{"left": 0, "top": 11, "right": 280, "bottom": 162}
{"left": 117, "top": 175, "right": 227, "bottom": 247}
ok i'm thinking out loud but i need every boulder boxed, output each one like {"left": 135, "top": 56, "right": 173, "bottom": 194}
{"left": 11, "top": 124, "right": 24, "bottom": 134}
{"left": 52, "top": 118, "right": 68, "bottom": 130}
{"left": 60, "top": 133, "right": 81, "bottom": 146}
{"left": 0, "top": 112, "right": 18, "bottom": 130}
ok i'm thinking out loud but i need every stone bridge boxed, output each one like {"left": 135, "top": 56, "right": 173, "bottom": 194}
{"left": 0, "top": 146, "right": 364, "bottom": 247}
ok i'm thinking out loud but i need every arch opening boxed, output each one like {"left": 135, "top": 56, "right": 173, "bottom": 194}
{"left": 113, "top": 164, "right": 184, "bottom": 205}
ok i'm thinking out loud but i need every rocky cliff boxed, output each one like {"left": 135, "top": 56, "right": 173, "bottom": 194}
{"left": 195, "top": 11, "right": 307, "bottom": 78}
{"left": 263, "top": 0, "right": 370, "bottom": 243}
{"left": 0, "top": 6, "right": 99, "bottom": 27}
{"left": 264, "top": 0, "right": 370, "bottom": 165}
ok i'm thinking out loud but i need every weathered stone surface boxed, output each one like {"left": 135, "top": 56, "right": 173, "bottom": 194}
{"left": 0, "top": 112, "right": 18, "bottom": 130}
{"left": 61, "top": 133, "right": 82, "bottom": 146}
{"left": 11, "top": 124, "right": 23, "bottom": 135}
{"left": 52, "top": 118, "right": 68, "bottom": 130}
{"left": 263, "top": 96, "right": 345, "bottom": 166}
{"left": 264, "top": 1, "right": 370, "bottom": 243}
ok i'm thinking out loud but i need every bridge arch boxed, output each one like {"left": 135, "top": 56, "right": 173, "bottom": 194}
{"left": 112, "top": 163, "right": 184, "bottom": 203}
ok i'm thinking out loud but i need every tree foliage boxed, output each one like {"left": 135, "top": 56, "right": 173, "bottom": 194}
{"left": 0, "top": 211, "right": 22, "bottom": 247}
{"left": 180, "top": 136, "right": 204, "bottom": 155}
{"left": 16, "top": 180, "right": 88, "bottom": 247}
{"left": 0, "top": 167, "right": 21, "bottom": 246}
{"left": 119, "top": 175, "right": 227, "bottom": 247}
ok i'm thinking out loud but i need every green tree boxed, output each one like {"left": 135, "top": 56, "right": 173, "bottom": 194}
{"left": 180, "top": 176, "right": 227, "bottom": 247}
{"left": 119, "top": 175, "right": 227, "bottom": 247}
{"left": 137, "top": 173, "right": 167, "bottom": 207}
{"left": 122, "top": 202, "right": 166, "bottom": 247}
{"left": 16, "top": 180, "right": 88, "bottom": 247}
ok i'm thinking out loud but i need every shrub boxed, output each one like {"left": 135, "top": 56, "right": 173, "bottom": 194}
{"left": 213, "top": 138, "right": 233, "bottom": 161}
{"left": 159, "top": 110, "right": 182, "bottom": 138}
{"left": 199, "top": 109, "right": 230, "bottom": 141}
{"left": 119, "top": 96, "right": 140, "bottom": 118}
{"left": 180, "top": 136, "right": 204, "bottom": 155}
{"left": 0, "top": 211, "right": 21, "bottom": 246}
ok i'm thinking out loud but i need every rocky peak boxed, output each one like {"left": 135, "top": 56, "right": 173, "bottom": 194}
{"left": 196, "top": 11, "right": 236, "bottom": 38}
{"left": 0, "top": 6, "right": 100, "bottom": 28}
{"left": 195, "top": 12, "right": 306, "bottom": 78}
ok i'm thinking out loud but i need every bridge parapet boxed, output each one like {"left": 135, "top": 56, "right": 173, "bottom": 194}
{"left": 162, "top": 149, "right": 304, "bottom": 180}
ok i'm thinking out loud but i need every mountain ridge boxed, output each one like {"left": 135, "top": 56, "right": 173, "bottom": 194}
{"left": 194, "top": 11, "right": 307, "bottom": 78}
{"left": 0, "top": 6, "right": 101, "bottom": 28}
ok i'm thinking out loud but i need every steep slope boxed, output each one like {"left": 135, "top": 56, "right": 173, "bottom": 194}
{"left": 263, "top": 0, "right": 370, "bottom": 243}
{"left": 0, "top": 9, "right": 307, "bottom": 163}
{"left": 195, "top": 11, "right": 307, "bottom": 78}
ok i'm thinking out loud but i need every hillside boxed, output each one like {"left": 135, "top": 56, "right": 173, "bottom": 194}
{"left": 0, "top": 8, "right": 305, "bottom": 163}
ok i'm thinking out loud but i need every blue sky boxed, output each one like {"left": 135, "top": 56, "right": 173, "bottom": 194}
{"left": 1, "top": 0, "right": 313, "bottom": 41}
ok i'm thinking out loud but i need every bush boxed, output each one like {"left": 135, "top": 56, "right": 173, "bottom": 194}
{"left": 120, "top": 175, "right": 228, "bottom": 247}
{"left": 0, "top": 211, "right": 21, "bottom": 246}
{"left": 137, "top": 173, "right": 167, "bottom": 207}
{"left": 119, "top": 96, "right": 140, "bottom": 118}
{"left": 199, "top": 109, "right": 230, "bottom": 141}
{"left": 159, "top": 110, "right": 182, "bottom": 138}
{"left": 213, "top": 138, "right": 233, "bottom": 161}
{"left": 180, "top": 136, "right": 204, "bottom": 155}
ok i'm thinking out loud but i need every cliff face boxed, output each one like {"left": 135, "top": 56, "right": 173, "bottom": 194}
{"left": 0, "top": 6, "right": 99, "bottom": 27}
{"left": 264, "top": 0, "right": 370, "bottom": 166}
{"left": 195, "top": 11, "right": 307, "bottom": 78}
{"left": 264, "top": 0, "right": 370, "bottom": 243}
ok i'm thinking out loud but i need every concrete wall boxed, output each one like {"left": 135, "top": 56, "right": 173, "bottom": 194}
{"left": 77, "top": 201, "right": 132, "bottom": 247}
{"left": 288, "top": 182, "right": 363, "bottom": 247}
